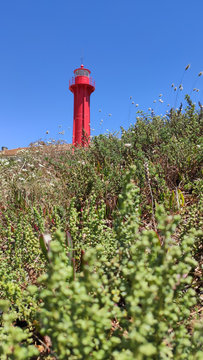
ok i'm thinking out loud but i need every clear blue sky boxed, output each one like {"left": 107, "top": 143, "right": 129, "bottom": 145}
{"left": 0, "top": 0, "right": 203, "bottom": 149}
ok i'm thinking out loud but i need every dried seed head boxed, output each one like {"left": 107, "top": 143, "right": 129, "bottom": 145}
{"left": 144, "top": 162, "right": 150, "bottom": 180}
{"left": 185, "top": 64, "right": 191, "bottom": 71}
{"left": 198, "top": 71, "right": 203, "bottom": 76}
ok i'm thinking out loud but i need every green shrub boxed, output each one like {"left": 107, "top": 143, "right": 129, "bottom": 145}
{"left": 34, "top": 169, "right": 202, "bottom": 359}
{"left": 0, "top": 301, "right": 38, "bottom": 360}
{"left": 0, "top": 98, "right": 202, "bottom": 359}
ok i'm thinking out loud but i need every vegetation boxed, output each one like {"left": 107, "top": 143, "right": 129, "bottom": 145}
{"left": 0, "top": 96, "right": 202, "bottom": 359}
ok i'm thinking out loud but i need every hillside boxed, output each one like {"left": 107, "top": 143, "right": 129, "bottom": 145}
{"left": 0, "top": 97, "right": 202, "bottom": 359}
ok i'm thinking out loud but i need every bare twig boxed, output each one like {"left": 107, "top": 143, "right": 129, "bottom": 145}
{"left": 144, "top": 161, "right": 156, "bottom": 231}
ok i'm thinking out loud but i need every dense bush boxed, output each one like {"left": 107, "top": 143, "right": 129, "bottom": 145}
{"left": 0, "top": 98, "right": 202, "bottom": 358}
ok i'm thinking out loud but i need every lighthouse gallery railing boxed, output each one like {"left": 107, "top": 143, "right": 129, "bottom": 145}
{"left": 69, "top": 77, "right": 95, "bottom": 87}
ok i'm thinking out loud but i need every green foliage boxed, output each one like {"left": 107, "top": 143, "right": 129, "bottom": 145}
{"left": 37, "top": 232, "right": 119, "bottom": 360}
{"left": 0, "top": 301, "right": 38, "bottom": 360}
{"left": 33, "top": 172, "right": 202, "bottom": 359}
{"left": 0, "top": 99, "right": 202, "bottom": 359}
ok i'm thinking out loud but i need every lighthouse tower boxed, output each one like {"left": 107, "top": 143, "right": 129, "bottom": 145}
{"left": 69, "top": 64, "right": 95, "bottom": 147}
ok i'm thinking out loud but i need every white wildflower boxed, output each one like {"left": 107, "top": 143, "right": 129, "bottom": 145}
{"left": 179, "top": 84, "right": 183, "bottom": 90}
{"left": 0, "top": 158, "right": 8, "bottom": 164}
{"left": 108, "top": 113, "right": 112, "bottom": 117}
{"left": 124, "top": 143, "right": 132, "bottom": 147}
{"left": 19, "top": 177, "right": 25, "bottom": 181}
{"left": 148, "top": 107, "right": 151, "bottom": 111}
{"left": 46, "top": 130, "right": 49, "bottom": 134}
{"left": 132, "top": 101, "right": 134, "bottom": 104}
{"left": 135, "top": 104, "right": 139, "bottom": 107}
{"left": 159, "top": 99, "right": 163, "bottom": 103}
{"left": 43, "top": 233, "right": 52, "bottom": 246}
{"left": 39, "top": 164, "right": 44, "bottom": 168}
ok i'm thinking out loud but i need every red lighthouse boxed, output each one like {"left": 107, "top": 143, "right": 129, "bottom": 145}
{"left": 69, "top": 64, "right": 95, "bottom": 147}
